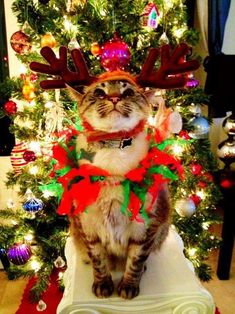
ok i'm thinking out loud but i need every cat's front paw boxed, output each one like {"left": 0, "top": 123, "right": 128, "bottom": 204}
{"left": 117, "top": 278, "right": 140, "bottom": 299}
{"left": 92, "top": 276, "right": 114, "bottom": 298}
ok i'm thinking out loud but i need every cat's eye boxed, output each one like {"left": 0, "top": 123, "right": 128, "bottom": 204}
{"left": 94, "top": 88, "right": 106, "bottom": 99}
{"left": 122, "top": 88, "right": 134, "bottom": 98}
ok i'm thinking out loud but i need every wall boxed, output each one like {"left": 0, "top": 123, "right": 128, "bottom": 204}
{"left": 0, "top": 0, "right": 21, "bottom": 211}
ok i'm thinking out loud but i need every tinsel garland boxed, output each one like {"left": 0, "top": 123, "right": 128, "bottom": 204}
{"left": 40, "top": 129, "right": 184, "bottom": 225}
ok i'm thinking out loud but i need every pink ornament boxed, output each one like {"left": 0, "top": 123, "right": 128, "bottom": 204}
{"left": 3, "top": 100, "right": 17, "bottom": 115}
{"left": 100, "top": 34, "right": 131, "bottom": 71}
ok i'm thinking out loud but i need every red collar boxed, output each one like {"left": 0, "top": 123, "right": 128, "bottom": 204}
{"left": 83, "top": 120, "right": 146, "bottom": 143}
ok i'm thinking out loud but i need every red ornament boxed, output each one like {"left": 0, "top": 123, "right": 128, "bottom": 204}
{"left": 3, "top": 100, "right": 17, "bottom": 115}
{"left": 198, "top": 181, "right": 207, "bottom": 188}
{"left": 203, "top": 172, "right": 213, "bottom": 182}
{"left": 23, "top": 150, "right": 37, "bottom": 162}
{"left": 190, "top": 194, "right": 201, "bottom": 206}
{"left": 179, "top": 130, "right": 190, "bottom": 140}
{"left": 29, "top": 73, "right": 38, "bottom": 82}
{"left": 100, "top": 33, "right": 131, "bottom": 71}
{"left": 10, "top": 31, "right": 31, "bottom": 54}
{"left": 190, "top": 163, "right": 202, "bottom": 175}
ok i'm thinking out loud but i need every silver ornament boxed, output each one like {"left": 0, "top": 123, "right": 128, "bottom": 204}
{"left": 222, "top": 113, "right": 235, "bottom": 135}
{"left": 54, "top": 256, "right": 66, "bottom": 268}
{"left": 68, "top": 37, "right": 80, "bottom": 50}
{"left": 36, "top": 300, "right": 47, "bottom": 311}
{"left": 158, "top": 32, "right": 169, "bottom": 45}
{"left": 175, "top": 198, "right": 196, "bottom": 217}
{"left": 189, "top": 103, "right": 201, "bottom": 116}
{"left": 217, "top": 136, "right": 235, "bottom": 168}
{"left": 188, "top": 116, "right": 210, "bottom": 139}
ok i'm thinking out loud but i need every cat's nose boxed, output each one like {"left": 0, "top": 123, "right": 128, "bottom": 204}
{"left": 109, "top": 96, "right": 121, "bottom": 104}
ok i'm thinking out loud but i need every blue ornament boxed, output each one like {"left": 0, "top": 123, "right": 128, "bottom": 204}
{"left": 23, "top": 198, "right": 44, "bottom": 212}
{"left": 7, "top": 244, "right": 32, "bottom": 265}
{"left": 188, "top": 116, "right": 210, "bottom": 139}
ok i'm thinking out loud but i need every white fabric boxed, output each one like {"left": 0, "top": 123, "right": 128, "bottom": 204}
{"left": 57, "top": 227, "right": 215, "bottom": 314}
{"left": 222, "top": 0, "right": 235, "bottom": 54}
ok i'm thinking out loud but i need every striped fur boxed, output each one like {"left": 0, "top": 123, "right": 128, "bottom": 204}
{"left": 69, "top": 80, "right": 171, "bottom": 299}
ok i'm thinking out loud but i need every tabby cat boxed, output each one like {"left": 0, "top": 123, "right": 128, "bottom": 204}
{"left": 68, "top": 76, "right": 171, "bottom": 300}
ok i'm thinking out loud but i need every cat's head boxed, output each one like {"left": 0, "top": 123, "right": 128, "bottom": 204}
{"left": 68, "top": 74, "right": 152, "bottom": 133}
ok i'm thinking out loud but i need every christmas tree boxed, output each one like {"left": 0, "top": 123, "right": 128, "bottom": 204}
{"left": 0, "top": 0, "right": 221, "bottom": 303}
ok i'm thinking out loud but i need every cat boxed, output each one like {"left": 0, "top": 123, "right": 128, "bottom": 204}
{"left": 67, "top": 76, "right": 171, "bottom": 299}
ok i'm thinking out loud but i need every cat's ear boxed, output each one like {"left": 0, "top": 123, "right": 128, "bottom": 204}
{"left": 66, "top": 84, "right": 83, "bottom": 102}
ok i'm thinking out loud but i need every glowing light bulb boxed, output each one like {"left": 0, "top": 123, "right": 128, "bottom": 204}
{"left": 24, "top": 233, "right": 34, "bottom": 242}
{"left": 172, "top": 143, "right": 184, "bottom": 156}
{"left": 28, "top": 141, "right": 41, "bottom": 153}
{"left": 42, "top": 190, "right": 54, "bottom": 199}
{"left": 188, "top": 247, "right": 197, "bottom": 257}
{"left": 202, "top": 222, "right": 210, "bottom": 230}
{"left": 196, "top": 189, "right": 206, "bottom": 200}
{"left": 30, "top": 260, "right": 41, "bottom": 272}
{"left": 7, "top": 199, "right": 15, "bottom": 209}
{"left": 29, "top": 166, "right": 39, "bottom": 175}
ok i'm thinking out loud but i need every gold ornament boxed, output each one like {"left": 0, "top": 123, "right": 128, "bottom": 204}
{"left": 90, "top": 42, "right": 101, "bottom": 56}
{"left": 22, "top": 77, "right": 36, "bottom": 101}
{"left": 41, "top": 33, "right": 57, "bottom": 48}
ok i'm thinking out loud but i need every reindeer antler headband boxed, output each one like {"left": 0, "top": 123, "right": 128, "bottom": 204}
{"left": 30, "top": 43, "right": 199, "bottom": 90}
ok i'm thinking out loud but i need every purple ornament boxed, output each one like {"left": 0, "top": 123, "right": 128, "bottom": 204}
{"left": 186, "top": 77, "right": 199, "bottom": 88}
{"left": 7, "top": 244, "right": 32, "bottom": 265}
{"left": 100, "top": 33, "right": 131, "bottom": 71}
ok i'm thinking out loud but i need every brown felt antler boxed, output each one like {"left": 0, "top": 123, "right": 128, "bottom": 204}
{"left": 30, "top": 46, "right": 97, "bottom": 89}
{"left": 136, "top": 43, "right": 199, "bottom": 89}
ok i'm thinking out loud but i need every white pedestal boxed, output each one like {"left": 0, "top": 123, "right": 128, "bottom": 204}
{"left": 57, "top": 227, "right": 215, "bottom": 314}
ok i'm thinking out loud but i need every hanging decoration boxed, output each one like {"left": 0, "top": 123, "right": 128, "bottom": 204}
{"left": 3, "top": 100, "right": 17, "bottom": 115}
{"left": 36, "top": 300, "right": 47, "bottom": 311}
{"left": 54, "top": 256, "right": 66, "bottom": 268}
{"left": 22, "top": 77, "right": 36, "bottom": 102}
{"left": 190, "top": 163, "right": 202, "bottom": 175}
{"left": 186, "top": 73, "right": 199, "bottom": 88}
{"left": 7, "top": 244, "right": 32, "bottom": 265}
{"left": 23, "top": 150, "right": 37, "bottom": 162}
{"left": 141, "top": 2, "right": 160, "bottom": 30}
{"left": 188, "top": 115, "right": 210, "bottom": 139}
{"left": 217, "top": 112, "right": 235, "bottom": 169}
{"left": 41, "top": 32, "right": 57, "bottom": 48}
{"left": 175, "top": 197, "right": 196, "bottom": 217}
{"left": 100, "top": 33, "right": 131, "bottom": 71}
{"left": 23, "top": 198, "right": 44, "bottom": 213}
{"left": 158, "top": 32, "right": 169, "bottom": 45}
{"left": 91, "top": 42, "right": 101, "bottom": 56}
{"left": 10, "top": 142, "right": 28, "bottom": 173}
{"left": 68, "top": 37, "right": 80, "bottom": 50}
{"left": 10, "top": 30, "right": 32, "bottom": 54}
